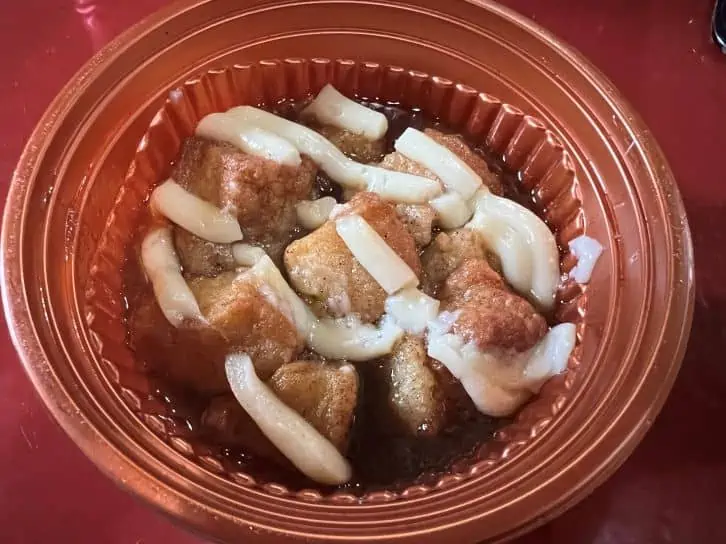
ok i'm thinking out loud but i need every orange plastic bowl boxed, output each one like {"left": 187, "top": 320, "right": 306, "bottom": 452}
{"left": 2, "top": 1, "right": 693, "bottom": 542}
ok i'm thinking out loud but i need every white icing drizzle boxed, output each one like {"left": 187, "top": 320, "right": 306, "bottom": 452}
{"left": 231, "top": 243, "right": 267, "bottom": 267}
{"left": 429, "top": 191, "right": 474, "bottom": 229}
{"left": 246, "top": 256, "right": 314, "bottom": 336}
{"left": 296, "top": 196, "right": 338, "bottom": 230}
{"left": 466, "top": 187, "right": 560, "bottom": 310}
{"left": 427, "top": 316, "right": 576, "bottom": 417}
{"left": 384, "top": 287, "right": 440, "bottom": 335}
{"left": 245, "top": 255, "right": 404, "bottom": 360}
{"left": 140, "top": 227, "right": 204, "bottom": 327}
{"left": 308, "top": 315, "right": 404, "bottom": 361}
{"left": 395, "top": 127, "right": 482, "bottom": 199}
{"left": 150, "top": 179, "right": 243, "bottom": 244}
{"left": 568, "top": 235, "right": 603, "bottom": 284}
{"left": 335, "top": 214, "right": 418, "bottom": 295}
{"left": 196, "top": 113, "right": 302, "bottom": 167}
{"left": 226, "top": 106, "right": 442, "bottom": 204}
{"left": 388, "top": 127, "right": 480, "bottom": 229}
{"left": 302, "top": 84, "right": 388, "bottom": 140}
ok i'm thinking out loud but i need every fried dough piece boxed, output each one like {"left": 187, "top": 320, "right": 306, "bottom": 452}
{"left": 172, "top": 136, "right": 316, "bottom": 244}
{"left": 284, "top": 192, "right": 421, "bottom": 322}
{"left": 441, "top": 259, "right": 547, "bottom": 352}
{"left": 313, "top": 124, "right": 386, "bottom": 164}
{"left": 376, "top": 127, "right": 501, "bottom": 246}
{"left": 202, "top": 361, "right": 358, "bottom": 461}
{"left": 188, "top": 270, "right": 303, "bottom": 379}
{"left": 421, "top": 229, "right": 490, "bottom": 296}
{"left": 366, "top": 335, "right": 474, "bottom": 438}
{"left": 174, "top": 228, "right": 236, "bottom": 277}
{"left": 395, "top": 203, "right": 436, "bottom": 248}
{"left": 127, "top": 292, "right": 229, "bottom": 394}
{"left": 268, "top": 361, "right": 359, "bottom": 453}
{"left": 129, "top": 270, "right": 303, "bottom": 392}
{"left": 381, "top": 335, "right": 447, "bottom": 436}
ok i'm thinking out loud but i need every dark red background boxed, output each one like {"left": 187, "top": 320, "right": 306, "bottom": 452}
{"left": 1, "top": 1, "right": 724, "bottom": 542}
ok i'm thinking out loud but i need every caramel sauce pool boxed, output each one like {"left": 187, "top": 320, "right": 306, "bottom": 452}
{"left": 122, "top": 100, "right": 538, "bottom": 493}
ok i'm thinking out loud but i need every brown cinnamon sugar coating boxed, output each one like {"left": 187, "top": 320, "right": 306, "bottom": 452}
{"left": 174, "top": 229, "right": 236, "bottom": 277}
{"left": 188, "top": 270, "right": 303, "bottom": 379}
{"left": 268, "top": 361, "right": 359, "bottom": 453}
{"left": 421, "top": 229, "right": 491, "bottom": 296}
{"left": 378, "top": 335, "right": 448, "bottom": 437}
{"left": 312, "top": 124, "right": 386, "bottom": 163}
{"left": 442, "top": 259, "right": 547, "bottom": 352}
{"left": 172, "top": 136, "right": 316, "bottom": 244}
{"left": 395, "top": 203, "right": 436, "bottom": 248}
{"left": 284, "top": 192, "right": 421, "bottom": 322}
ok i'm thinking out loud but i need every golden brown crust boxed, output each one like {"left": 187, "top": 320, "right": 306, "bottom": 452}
{"left": 313, "top": 124, "right": 386, "bottom": 163}
{"left": 395, "top": 203, "right": 435, "bottom": 248}
{"left": 268, "top": 361, "right": 359, "bottom": 453}
{"left": 379, "top": 150, "right": 439, "bottom": 180}
{"left": 442, "top": 259, "right": 547, "bottom": 352}
{"left": 174, "top": 228, "right": 236, "bottom": 278}
{"left": 284, "top": 192, "right": 421, "bottom": 322}
{"left": 284, "top": 221, "right": 381, "bottom": 320}
{"left": 172, "top": 136, "right": 316, "bottom": 244}
{"left": 188, "top": 271, "right": 303, "bottom": 379}
{"left": 421, "top": 229, "right": 489, "bottom": 296}
{"left": 442, "top": 256, "right": 505, "bottom": 292}
{"left": 383, "top": 335, "right": 447, "bottom": 436}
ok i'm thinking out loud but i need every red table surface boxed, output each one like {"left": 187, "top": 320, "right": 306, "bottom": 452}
{"left": 1, "top": 0, "right": 724, "bottom": 542}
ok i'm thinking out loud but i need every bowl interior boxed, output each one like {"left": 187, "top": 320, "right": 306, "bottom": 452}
{"left": 85, "top": 59, "right": 588, "bottom": 496}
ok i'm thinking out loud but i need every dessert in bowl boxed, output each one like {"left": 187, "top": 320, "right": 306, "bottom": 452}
{"left": 112, "top": 77, "right": 591, "bottom": 489}
{"left": 2, "top": 1, "right": 693, "bottom": 542}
